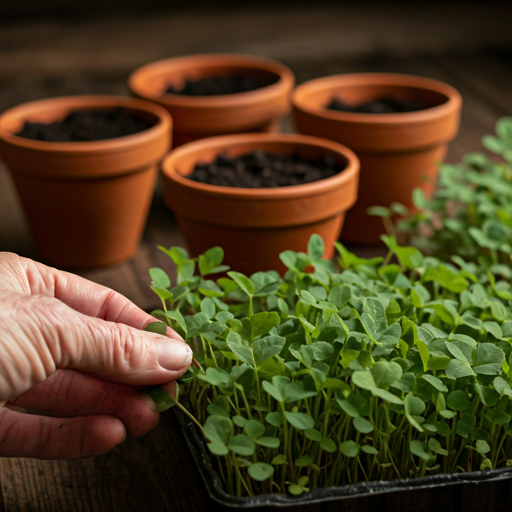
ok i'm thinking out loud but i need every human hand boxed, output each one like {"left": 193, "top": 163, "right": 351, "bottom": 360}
{"left": 0, "top": 252, "right": 192, "bottom": 459}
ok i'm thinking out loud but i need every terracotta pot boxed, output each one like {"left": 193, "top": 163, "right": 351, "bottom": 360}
{"left": 0, "top": 95, "right": 172, "bottom": 268}
{"left": 128, "top": 54, "right": 295, "bottom": 147}
{"left": 161, "top": 133, "right": 359, "bottom": 275}
{"left": 292, "top": 73, "right": 462, "bottom": 244}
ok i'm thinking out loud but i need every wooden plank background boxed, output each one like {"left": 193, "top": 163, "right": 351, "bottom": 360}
{"left": 0, "top": 3, "right": 512, "bottom": 510}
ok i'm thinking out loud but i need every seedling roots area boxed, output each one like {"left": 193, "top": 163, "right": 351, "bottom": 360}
{"left": 166, "top": 74, "right": 278, "bottom": 96}
{"left": 327, "top": 96, "right": 429, "bottom": 114}
{"left": 16, "top": 108, "right": 154, "bottom": 142}
{"left": 187, "top": 151, "right": 346, "bottom": 188}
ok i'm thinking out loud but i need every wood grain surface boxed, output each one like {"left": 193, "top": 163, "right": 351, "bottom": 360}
{"left": 0, "top": 4, "right": 512, "bottom": 510}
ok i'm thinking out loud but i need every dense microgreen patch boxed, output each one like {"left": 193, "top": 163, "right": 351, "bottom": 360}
{"left": 370, "top": 117, "right": 512, "bottom": 273}
{"left": 146, "top": 235, "right": 512, "bottom": 497}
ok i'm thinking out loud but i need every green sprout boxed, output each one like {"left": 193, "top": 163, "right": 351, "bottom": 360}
{"left": 372, "top": 117, "right": 512, "bottom": 274}
{"left": 146, "top": 234, "right": 512, "bottom": 497}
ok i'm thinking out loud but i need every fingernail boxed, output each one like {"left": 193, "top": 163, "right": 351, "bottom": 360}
{"left": 156, "top": 338, "right": 192, "bottom": 371}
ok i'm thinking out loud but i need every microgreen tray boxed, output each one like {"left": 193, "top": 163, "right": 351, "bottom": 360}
{"left": 175, "top": 408, "right": 512, "bottom": 509}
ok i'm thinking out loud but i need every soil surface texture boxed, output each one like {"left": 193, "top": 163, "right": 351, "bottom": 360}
{"left": 327, "top": 96, "right": 429, "bottom": 113}
{"left": 166, "top": 74, "right": 278, "bottom": 96}
{"left": 187, "top": 150, "right": 346, "bottom": 188}
{"left": 16, "top": 108, "right": 154, "bottom": 142}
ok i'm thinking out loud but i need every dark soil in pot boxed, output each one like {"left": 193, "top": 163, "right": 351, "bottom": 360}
{"left": 327, "top": 96, "right": 429, "bottom": 114}
{"left": 16, "top": 108, "right": 155, "bottom": 142}
{"left": 166, "top": 74, "right": 278, "bottom": 96}
{"left": 187, "top": 150, "right": 346, "bottom": 188}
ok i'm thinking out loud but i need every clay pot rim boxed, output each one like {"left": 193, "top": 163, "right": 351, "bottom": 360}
{"left": 292, "top": 72, "right": 462, "bottom": 124}
{"left": 0, "top": 95, "right": 172, "bottom": 154}
{"left": 161, "top": 132, "right": 359, "bottom": 200}
{"left": 128, "top": 53, "right": 295, "bottom": 109}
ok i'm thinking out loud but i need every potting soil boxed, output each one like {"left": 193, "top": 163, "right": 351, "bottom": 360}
{"left": 166, "top": 74, "right": 278, "bottom": 96}
{"left": 327, "top": 96, "right": 429, "bottom": 113}
{"left": 16, "top": 108, "right": 154, "bottom": 142}
{"left": 187, "top": 150, "right": 345, "bottom": 188}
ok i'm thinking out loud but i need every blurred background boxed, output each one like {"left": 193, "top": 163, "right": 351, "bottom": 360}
{"left": 0, "top": 0, "right": 511, "bottom": 307}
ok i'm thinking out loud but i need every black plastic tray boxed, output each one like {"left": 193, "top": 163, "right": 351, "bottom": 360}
{"left": 175, "top": 408, "right": 512, "bottom": 509}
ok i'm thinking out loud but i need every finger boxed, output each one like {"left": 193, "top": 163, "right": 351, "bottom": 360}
{"left": 0, "top": 407, "right": 126, "bottom": 459}
{"left": 18, "top": 256, "right": 183, "bottom": 341}
{"left": 0, "top": 292, "right": 192, "bottom": 397}
{"left": 68, "top": 311, "right": 193, "bottom": 385}
{"left": 8, "top": 370, "right": 159, "bottom": 437}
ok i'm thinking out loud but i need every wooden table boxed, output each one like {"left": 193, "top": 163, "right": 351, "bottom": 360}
{"left": 1, "top": 4, "right": 512, "bottom": 510}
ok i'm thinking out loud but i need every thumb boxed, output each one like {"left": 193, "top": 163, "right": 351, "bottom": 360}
{"left": 65, "top": 313, "right": 193, "bottom": 385}
{"left": 1, "top": 292, "right": 192, "bottom": 397}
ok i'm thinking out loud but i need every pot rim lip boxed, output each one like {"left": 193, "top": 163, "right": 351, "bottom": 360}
{"left": 161, "top": 132, "right": 360, "bottom": 200}
{"left": 0, "top": 95, "right": 172, "bottom": 153}
{"left": 128, "top": 53, "right": 295, "bottom": 108}
{"left": 292, "top": 72, "right": 462, "bottom": 124}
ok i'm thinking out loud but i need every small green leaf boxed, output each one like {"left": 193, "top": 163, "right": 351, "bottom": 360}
{"left": 208, "top": 441, "right": 229, "bottom": 456}
{"left": 149, "top": 267, "right": 171, "bottom": 289}
{"left": 361, "top": 445, "right": 379, "bottom": 455}
{"left": 256, "top": 436, "right": 280, "bottom": 448}
{"left": 339, "top": 440, "right": 359, "bottom": 457}
{"left": 288, "top": 484, "right": 303, "bottom": 496}
{"left": 447, "top": 390, "right": 472, "bottom": 411}
{"left": 367, "top": 206, "right": 391, "bottom": 218}
{"left": 226, "top": 341, "right": 255, "bottom": 367}
{"left": 486, "top": 408, "right": 512, "bottom": 424}
{"left": 144, "top": 321, "right": 167, "bottom": 336}
{"left": 265, "top": 411, "right": 284, "bottom": 427}
{"left": 410, "top": 440, "right": 435, "bottom": 463}
{"left": 421, "top": 374, "right": 449, "bottom": 393}
{"left": 200, "top": 298, "right": 216, "bottom": 319}
{"left": 198, "top": 247, "right": 225, "bottom": 276}
{"left": 456, "top": 412, "right": 476, "bottom": 438}
{"left": 494, "top": 377, "right": 512, "bottom": 397}
{"left": 428, "top": 438, "right": 448, "bottom": 456}
{"left": 476, "top": 440, "right": 491, "bottom": 455}
{"left": 304, "top": 428, "right": 322, "bottom": 441}
{"left": 319, "top": 437, "right": 337, "bottom": 453}
{"left": 204, "top": 415, "right": 233, "bottom": 445}
{"left": 295, "top": 455, "right": 314, "bottom": 467}
{"left": 228, "top": 271, "right": 255, "bottom": 296}
{"left": 233, "top": 415, "right": 248, "bottom": 428}
{"left": 371, "top": 360, "right": 402, "bottom": 388}
{"left": 227, "top": 435, "right": 255, "bottom": 456}
{"left": 283, "top": 411, "right": 315, "bottom": 430}
{"left": 251, "top": 312, "right": 281, "bottom": 340}
{"left": 308, "top": 234, "right": 325, "bottom": 259}
{"left": 353, "top": 417, "right": 374, "bottom": 434}
{"left": 271, "top": 454, "right": 287, "bottom": 465}
{"left": 147, "top": 387, "right": 175, "bottom": 412}
{"left": 207, "top": 404, "right": 229, "bottom": 417}
{"left": 244, "top": 420, "right": 265, "bottom": 440}
{"left": 446, "top": 359, "right": 475, "bottom": 380}
{"left": 352, "top": 370, "right": 376, "bottom": 390}
{"left": 248, "top": 463, "right": 274, "bottom": 481}
{"left": 405, "top": 393, "right": 426, "bottom": 432}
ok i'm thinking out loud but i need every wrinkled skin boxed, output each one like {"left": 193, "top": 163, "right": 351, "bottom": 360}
{"left": 0, "top": 252, "right": 192, "bottom": 459}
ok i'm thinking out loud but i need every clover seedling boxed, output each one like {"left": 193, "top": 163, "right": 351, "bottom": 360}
{"left": 146, "top": 234, "right": 512, "bottom": 497}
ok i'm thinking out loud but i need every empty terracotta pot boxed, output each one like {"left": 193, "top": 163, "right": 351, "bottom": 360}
{"left": 128, "top": 54, "right": 295, "bottom": 147}
{"left": 161, "top": 133, "right": 360, "bottom": 275}
{"left": 0, "top": 95, "right": 172, "bottom": 268}
{"left": 292, "top": 73, "right": 462, "bottom": 244}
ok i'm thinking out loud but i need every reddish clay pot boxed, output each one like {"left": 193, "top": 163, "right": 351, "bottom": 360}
{"left": 0, "top": 95, "right": 171, "bottom": 268}
{"left": 128, "top": 54, "right": 295, "bottom": 147}
{"left": 292, "top": 73, "right": 462, "bottom": 245}
{"left": 161, "top": 133, "right": 359, "bottom": 275}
